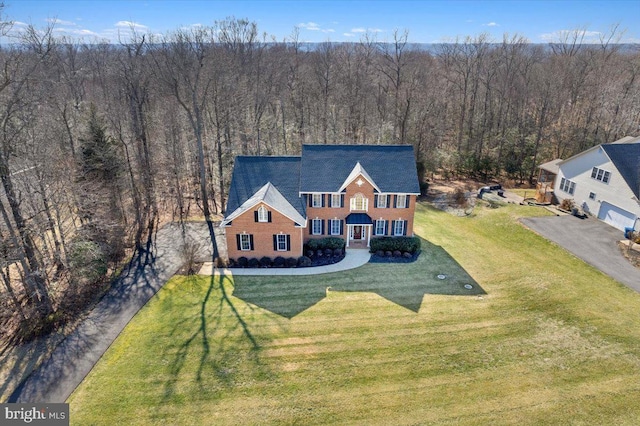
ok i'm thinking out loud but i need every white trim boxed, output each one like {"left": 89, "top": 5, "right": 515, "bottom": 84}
{"left": 330, "top": 219, "right": 341, "bottom": 235}
{"left": 393, "top": 220, "right": 405, "bottom": 236}
{"left": 350, "top": 193, "right": 369, "bottom": 211}
{"left": 239, "top": 234, "right": 251, "bottom": 251}
{"left": 276, "top": 234, "right": 288, "bottom": 251}
{"left": 312, "top": 218, "right": 322, "bottom": 235}
{"left": 257, "top": 205, "right": 268, "bottom": 222}
{"left": 221, "top": 182, "right": 306, "bottom": 226}
{"left": 331, "top": 193, "right": 342, "bottom": 208}
{"left": 312, "top": 193, "right": 323, "bottom": 207}
{"left": 338, "top": 162, "right": 381, "bottom": 193}
{"left": 375, "top": 219, "right": 386, "bottom": 235}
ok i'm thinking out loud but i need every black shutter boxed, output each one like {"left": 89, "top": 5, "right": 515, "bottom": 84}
{"left": 249, "top": 235, "right": 254, "bottom": 250}
{"left": 340, "top": 194, "right": 345, "bottom": 207}
{"left": 236, "top": 234, "right": 241, "bottom": 250}
{"left": 321, "top": 220, "right": 325, "bottom": 235}
{"left": 340, "top": 220, "right": 344, "bottom": 235}
{"left": 254, "top": 211, "right": 259, "bottom": 222}
{"left": 309, "top": 220, "right": 313, "bottom": 235}
{"left": 404, "top": 195, "right": 409, "bottom": 208}
{"left": 394, "top": 195, "right": 398, "bottom": 208}
{"left": 403, "top": 220, "right": 408, "bottom": 235}
{"left": 385, "top": 220, "right": 389, "bottom": 235}
{"left": 273, "top": 235, "right": 277, "bottom": 251}
{"left": 268, "top": 211, "right": 272, "bottom": 222}
{"left": 328, "top": 194, "right": 332, "bottom": 207}
{"left": 321, "top": 194, "right": 325, "bottom": 207}
{"left": 286, "top": 235, "right": 291, "bottom": 251}
{"left": 391, "top": 220, "right": 397, "bottom": 236}
{"left": 308, "top": 194, "right": 312, "bottom": 207}
{"left": 374, "top": 194, "right": 378, "bottom": 207}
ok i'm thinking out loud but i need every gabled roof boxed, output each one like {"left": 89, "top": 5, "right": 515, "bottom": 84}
{"left": 224, "top": 156, "right": 306, "bottom": 224}
{"left": 338, "top": 162, "right": 381, "bottom": 193}
{"left": 538, "top": 158, "right": 562, "bottom": 174}
{"left": 300, "top": 144, "right": 420, "bottom": 194}
{"left": 601, "top": 142, "right": 640, "bottom": 199}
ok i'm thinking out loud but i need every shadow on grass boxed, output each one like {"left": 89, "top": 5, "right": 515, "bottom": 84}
{"left": 162, "top": 220, "right": 266, "bottom": 402}
{"left": 232, "top": 238, "right": 485, "bottom": 317}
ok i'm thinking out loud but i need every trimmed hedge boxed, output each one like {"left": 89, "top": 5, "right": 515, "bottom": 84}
{"left": 306, "top": 237, "right": 346, "bottom": 251}
{"left": 369, "top": 236, "right": 421, "bottom": 254}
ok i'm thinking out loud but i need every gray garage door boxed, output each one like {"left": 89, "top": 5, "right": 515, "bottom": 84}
{"left": 597, "top": 201, "right": 637, "bottom": 231}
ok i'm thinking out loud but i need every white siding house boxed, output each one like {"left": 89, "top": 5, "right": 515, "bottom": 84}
{"left": 554, "top": 136, "right": 640, "bottom": 231}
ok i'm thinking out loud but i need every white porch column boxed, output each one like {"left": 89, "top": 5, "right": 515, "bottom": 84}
{"left": 367, "top": 225, "right": 371, "bottom": 247}
{"left": 346, "top": 225, "right": 351, "bottom": 247}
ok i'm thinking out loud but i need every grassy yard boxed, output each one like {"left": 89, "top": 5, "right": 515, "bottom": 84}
{"left": 68, "top": 202, "right": 640, "bottom": 425}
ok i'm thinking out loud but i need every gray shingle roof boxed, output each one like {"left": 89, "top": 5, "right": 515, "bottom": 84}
{"left": 601, "top": 142, "right": 640, "bottom": 198}
{"left": 299, "top": 144, "right": 420, "bottom": 193}
{"left": 224, "top": 156, "right": 305, "bottom": 222}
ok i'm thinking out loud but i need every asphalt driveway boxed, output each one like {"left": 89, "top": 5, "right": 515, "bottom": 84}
{"left": 8, "top": 221, "right": 222, "bottom": 403}
{"left": 521, "top": 215, "right": 640, "bottom": 293}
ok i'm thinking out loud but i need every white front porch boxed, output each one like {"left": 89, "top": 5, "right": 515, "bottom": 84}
{"left": 346, "top": 224, "right": 372, "bottom": 248}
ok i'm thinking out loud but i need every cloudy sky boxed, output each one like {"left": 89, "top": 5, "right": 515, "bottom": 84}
{"left": 3, "top": 0, "right": 639, "bottom": 43}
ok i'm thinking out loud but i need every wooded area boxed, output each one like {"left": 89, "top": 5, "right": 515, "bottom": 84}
{"left": 0, "top": 13, "right": 638, "bottom": 338}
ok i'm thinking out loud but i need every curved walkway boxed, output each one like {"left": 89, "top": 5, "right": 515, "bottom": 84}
{"left": 198, "top": 248, "right": 371, "bottom": 276}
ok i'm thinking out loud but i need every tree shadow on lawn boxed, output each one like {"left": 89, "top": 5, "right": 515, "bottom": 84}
{"left": 232, "top": 238, "right": 485, "bottom": 317}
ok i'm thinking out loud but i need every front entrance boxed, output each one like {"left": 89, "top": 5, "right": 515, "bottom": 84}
{"left": 353, "top": 225, "right": 362, "bottom": 240}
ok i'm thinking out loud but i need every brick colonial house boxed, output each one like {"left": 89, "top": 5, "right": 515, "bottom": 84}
{"left": 221, "top": 144, "right": 420, "bottom": 260}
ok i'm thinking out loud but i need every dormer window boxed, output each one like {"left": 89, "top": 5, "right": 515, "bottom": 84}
{"left": 257, "top": 206, "right": 269, "bottom": 222}
{"left": 350, "top": 193, "right": 368, "bottom": 211}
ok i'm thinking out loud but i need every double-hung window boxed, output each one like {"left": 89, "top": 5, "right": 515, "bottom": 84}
{"left": 396, "top": 194, "right": 408, "bottom": 208}
{"left": 312, "top": 194, "right": 323, "bottom": 208}
{"left": 276, "top": 234, "right": 287, "bottom": 251}
{"left": 330, "top": 219, "right": 341, "bottom": 235}
{"left": 312, "top": 218, "right": 323, "bottom": 235}
{"left": 377, "top": 194, "right": 388, "bottom": 208}
{"left": 559, "top": 177, "right": 576, "bottom": 195}
{"left": 239, "top": 234, "right": 252, "bottom": 251}
{"left": 394, "top": 220, "right": 405, "bottom": 236}
{"left": 591, "top": 167, "right": 611, "bottom": 184}
{"left": 375, "top": 219, "right": 386, "bottom": 236}
{"left": 331, "top": 194, "right": 342, "bottom": 208}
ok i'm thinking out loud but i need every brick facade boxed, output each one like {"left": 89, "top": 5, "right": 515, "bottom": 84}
{"left": 225, "top": 201, "right": 304, "bottom": 260}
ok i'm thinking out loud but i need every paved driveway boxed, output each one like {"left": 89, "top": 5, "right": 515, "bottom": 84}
{"left": 8, "top": 222, "right": 222, "bottom": 403}
{"left": 521, "top": 215, "right": 640, "bottom": 293}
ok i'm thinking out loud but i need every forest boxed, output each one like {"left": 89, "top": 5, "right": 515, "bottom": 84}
{"left": 0, "top": 13, "right": 638, "bottom": 339}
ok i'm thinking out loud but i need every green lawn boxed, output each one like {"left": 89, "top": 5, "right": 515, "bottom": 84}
{"left": 68, "top": 202, "right": 640, "bottom": 425}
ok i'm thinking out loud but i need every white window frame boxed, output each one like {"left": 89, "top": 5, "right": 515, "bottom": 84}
{"left": 560, "top": 177, "right": 575, "bottom": 195}
{"left": 312, "top": 194, "right": 323, "bottom": 208}
{"left": 330, "top": 219, "right": 341, "bottom": 235}
{"left": 377, "top": 194, "right": 387, "bottom": 208}
{"left": 394, "top": 220, "right": 405, "bottom": 236}
{"left": 276, "top": 234, "right": 287, "bottom": 251}
{"left": 331, "top": 194, "right": 342, "bottom": 208}
{"left": 591, "top": 167, "right": 611, "bottom": 184}
{"left": 312, "top": 218, "right": 322, "bottom": 235}
{"left": 240, "top": 234, "right": 251, "bottom": 251}
{"left": 350, "top": 193, "right": 368, "bottom": 211}
{"left": 257, "top": 206, "right": 268, "bottom": 222}
{"left": 396, "top": 194, "right": 407, "bottom": 208}
{"left": 375, "top": 219, "right": 386, "bottom": 236}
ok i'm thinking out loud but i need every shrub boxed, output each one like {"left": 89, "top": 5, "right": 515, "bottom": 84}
{"left": 237, "top": 257, "right": 248, "bottom": 267}
{"left": 259, "top": 256, "right": 272, "bottom": 267}
{"left": 297, "top": 256, "right": 312, "bottom": 267}
{"left": 68, "top": 238, "right": 108, "bottom": 285}
{"left": 370, "top": 236, "right": 421, "bottom": 254}
{"left": 273, "top": 256, "right": 286, "bottom": 267}
{"left": 560, "top": 198, "right": 574, "bottom": 211}
{"left": 393, "top": 250, "right": 402, "bottom": 257}
{"left": 333, "top": 248, "right": 343, "bottom": 257}
{"left": 306, "top": 237, "right": 345, "bottom": 252}
{"left": 306, "top": 250, "right": 315, "bottom": 257}
{"left": 376, "top": 250, "right": 384, "bottom": 257}
{"left": 228, "top": 258, "right": 236, "bottom": 267}
{"left": 324, "top": 248, "right": 333, "bottom": 257}
{"left": 403, "top": 252, "right": 413, "bottom": 258}
{"left": 248, "top": 258, "right": 260, "bottom": 268}
{"left": 385, "top": 251, "right": 392, "bottom": 257}
{"left": 286, "top": 257, "right": 298, "bottom": 268}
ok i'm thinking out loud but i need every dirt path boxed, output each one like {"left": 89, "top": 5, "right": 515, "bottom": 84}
{"left": 6, "top": 222, "right": 221, "bottom": 403}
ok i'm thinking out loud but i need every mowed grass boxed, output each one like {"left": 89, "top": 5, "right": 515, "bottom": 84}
{"left": 68, "top": 203, "right": 640, "bottom": 425}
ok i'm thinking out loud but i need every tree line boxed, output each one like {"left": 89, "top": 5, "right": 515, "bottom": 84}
{"left": 0, "top": 14, "right": 638, "bottom": 336}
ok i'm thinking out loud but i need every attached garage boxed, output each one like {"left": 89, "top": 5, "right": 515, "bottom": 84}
{"left": 597, "top": 202, "right": 637, "bottom": 231}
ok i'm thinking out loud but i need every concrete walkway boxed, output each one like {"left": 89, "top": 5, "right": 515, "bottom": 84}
{"left": 8, "top": 222, "right": 219, "bottom": 403}
{"left": 198, "top": 249, "right": 371, "bottom": 276}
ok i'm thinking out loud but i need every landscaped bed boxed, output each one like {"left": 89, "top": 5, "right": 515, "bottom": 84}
{"left": 68, "top": 202, "right": 640, "bottom": 425}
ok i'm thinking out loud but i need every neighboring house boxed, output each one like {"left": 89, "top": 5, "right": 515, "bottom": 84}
{"left": 553, "top": 135, "right": 640, "bottom": 231}
{"left": 221, "top": 144, "right": 420, "bottom": 260}
{"left": 535, "top": 158, "right": 562, "bottom": 203}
